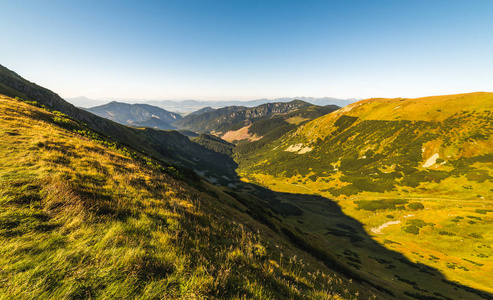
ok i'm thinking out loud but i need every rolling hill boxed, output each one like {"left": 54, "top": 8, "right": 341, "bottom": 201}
{"left": 236, "top": 92, "right": 493, "bottom": 297}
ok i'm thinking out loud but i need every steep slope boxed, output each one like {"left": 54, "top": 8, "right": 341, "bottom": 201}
{"left": 173, "top": 100, "right": 314, "bottom": 134}
{"left": 87, "top": 101, "right": 182, "bottom": 125}
{"left": 0, "top": 94, "right": 382, "bottom": 299}
{"left": 237, "top": 92, "right": 493, "bottom": 296}
{"left": 0, "top": 64, "right": 233, "bottom": 182}
{"left": 129, "top": 116, "right": 175, "bottom": 130}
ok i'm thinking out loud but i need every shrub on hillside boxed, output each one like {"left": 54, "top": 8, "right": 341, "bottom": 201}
{"left": 354, "top": 199, "right": 408, "bottom": 211}
{"left": 408, "top": 202, "right": 424, "bottom": 210}
{"left": 403, "top": 225, "right": 420, "bottom": 235}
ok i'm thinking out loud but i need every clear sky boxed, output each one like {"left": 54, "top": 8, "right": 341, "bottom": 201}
{"left": 1, "top": 0, "right": 492, "bottom": 100}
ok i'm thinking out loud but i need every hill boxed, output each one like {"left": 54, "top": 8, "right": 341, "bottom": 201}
{"left": 173, "top": 100, "right": 314, "bottom": 134}
{"left": 236, "top": 92, "right": 493, "bottom": 296}
{"left": 1, "top": 65, "right": 491, "bottom": 299}
{"left": 239, "top": 92, "right": 493, "bottom": 199}
{"left": 139, "top": 97, "right": 354, "bottom": 112}
{"left": 86, "top": 101, "right": 182, "bottom": 125}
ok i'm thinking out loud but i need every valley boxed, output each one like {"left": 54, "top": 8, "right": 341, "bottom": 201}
{"left": 0, "top": 63, "right": 491, "bottom": 299}
{"left": 2, "top": 1, "right": 492, "bottom": 299}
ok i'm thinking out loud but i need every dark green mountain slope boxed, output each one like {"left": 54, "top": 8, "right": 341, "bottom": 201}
{"left": 0, "top": 64, "right": 233, "bottom": 181}
{"left": 238, "top": 93, "right": 493, "bottom": 200}
{"left": 173, "top": 100, "right": 314, "bottom": 134}
{"left": 173, "top": 105, "right": 247, "bottom": 132}
{"left": 87, "top": 101, "right": 182, "bottom": 125}
{"left": 193, "top": 134, "right": 235, "bottom": 156}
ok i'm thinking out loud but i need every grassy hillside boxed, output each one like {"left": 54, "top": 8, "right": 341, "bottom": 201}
{"left": 0, "top": 94, "right": 383, "bottom": 299}
{"left": 237, "top": 93, "right": 493, "bottom": 297}
{"left": 2, "top": 63, "right": 491, "bottom": 299}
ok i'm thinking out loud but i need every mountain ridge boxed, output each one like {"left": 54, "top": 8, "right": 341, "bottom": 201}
{"left": 86, "top": 101, "right": 182, "bottom": 126}
{"left": 66, "top": 96, "right": 357, "bottom": 111}
{"left": 174, "top": 100, "right": 315, "bottom": 134}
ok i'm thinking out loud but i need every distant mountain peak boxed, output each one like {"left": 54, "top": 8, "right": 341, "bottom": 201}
{"left": 86, "top": 101, "right": 182, "bottom": 125}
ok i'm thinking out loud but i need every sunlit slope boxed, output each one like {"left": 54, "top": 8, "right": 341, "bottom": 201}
{"left": 237, "top": 92, "right": 493, "bottom": 296}
{"left": 0, "top": 95, "right": 377, "bottom": 299}
{"left": 335, "top": 92, "right": 492, "bottom": 122}
{"left": 239, "top": 92, "right": 493, "bottom": 200}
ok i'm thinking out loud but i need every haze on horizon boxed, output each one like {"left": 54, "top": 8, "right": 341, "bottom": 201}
{"left": 1, "top": 0, "right": 492, "bottom": 101}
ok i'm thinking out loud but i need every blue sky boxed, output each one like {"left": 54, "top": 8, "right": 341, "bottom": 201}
{"left": 1, "top": 0, "right": 492, "bottom": 100}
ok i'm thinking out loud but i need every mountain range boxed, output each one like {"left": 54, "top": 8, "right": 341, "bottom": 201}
{"left": 66, "top": 96, "right": 357, "bottom": 112}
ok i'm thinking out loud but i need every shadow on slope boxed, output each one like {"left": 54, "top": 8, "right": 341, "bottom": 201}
{"left": 224, "top": 181, "right": 493, "bottom": 300}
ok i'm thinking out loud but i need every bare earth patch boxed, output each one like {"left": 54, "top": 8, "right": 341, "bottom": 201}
{"left": 370, "top": 220, "right": 401, "bottom": 234}
{"left": 423, "top": 153, "right": 439, "bottom": 168}
{"left": 221, "top": 125, "right": 262, "bottom": 142}
{"left": 285, "top": 144, "right": 313, "bottom": 154}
